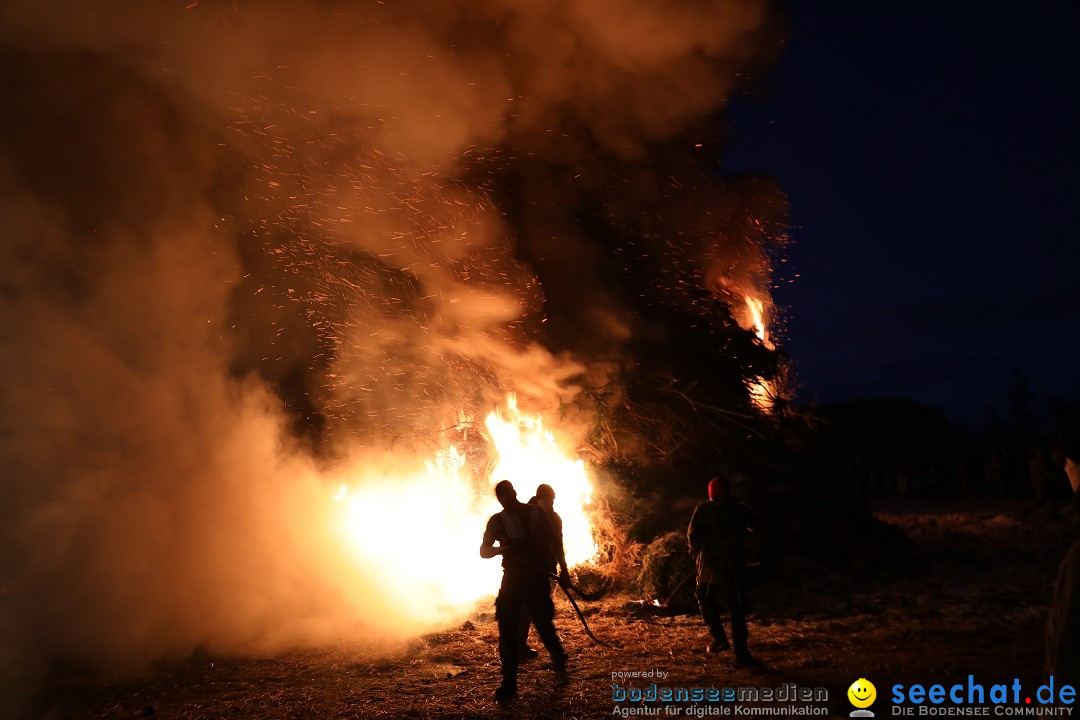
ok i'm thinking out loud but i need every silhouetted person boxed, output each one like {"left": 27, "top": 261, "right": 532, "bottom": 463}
{"left": 518, "top": 483, "right": 570, "bottom": 659}
{"left": 481, "top": 480, "right": 568, "bottom": 702}
{"left": 1047, "top": 417, "right": 1080, "bottom": 687}
{"left": 688, "top": 476, "right": 754, "bottom": 664}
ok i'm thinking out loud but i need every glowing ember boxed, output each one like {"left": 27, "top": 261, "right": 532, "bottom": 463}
{"left": 332, "top": 395, "right": 597, "bottom": 624}
{"left": 747, "top": 378, "right": 776, "bottom": 412}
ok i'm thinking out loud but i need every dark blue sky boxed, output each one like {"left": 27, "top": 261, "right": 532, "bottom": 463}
{"left": 725, "top": 0, "right": 1080, "bottom": 419}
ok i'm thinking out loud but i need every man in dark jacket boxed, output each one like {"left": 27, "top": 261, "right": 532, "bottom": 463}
{"left": 518, "top": 483, "right": 571, "bottom": 658}
{"left": 688, "top": 476, "right": 754, "bottom": 664}
{"left": 481, "top": 480, "right": 568, "bottom": 702}
{"left": 1047, "top": 417, "right": 1080, "bottom": 687}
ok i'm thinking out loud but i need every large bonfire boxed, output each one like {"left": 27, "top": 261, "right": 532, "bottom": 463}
{"left": 0, "top": 0, "right": 788, "bottom": 675}
{"left": 333, "top": 395, "right": 597, "bottom": 621}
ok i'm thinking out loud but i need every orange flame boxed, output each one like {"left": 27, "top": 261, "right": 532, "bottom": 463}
{"left": 743, "top": 295, "right": 774, "bottom": 350}
{"left": 741, "top": 294, "right": 776, "bottom": 411}
{"left": 484, "top": 395, "right": 596, "bottom": 567}
{"left": 331, "top": 395, "right": 596, "bottom": 625}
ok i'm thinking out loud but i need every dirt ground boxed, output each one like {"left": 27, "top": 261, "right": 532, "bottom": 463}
{"left": 24, "top": 498, "right": 1077, "bottom": 719}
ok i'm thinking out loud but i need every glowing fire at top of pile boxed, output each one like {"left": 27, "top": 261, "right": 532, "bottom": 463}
{"left": 331, "top": 395, "right": 597, "bottom": 627}
{"left": 743, "top": 295, "right": 774, "bottom": 350}
{"left": 740, "top": 294, "right": 777, "bottom": 412}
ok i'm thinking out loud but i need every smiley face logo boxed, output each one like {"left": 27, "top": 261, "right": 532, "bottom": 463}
{"left": 848, "top": 678, "right": 877, "bottom": 709}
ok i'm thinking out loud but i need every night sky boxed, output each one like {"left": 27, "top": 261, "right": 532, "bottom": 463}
{"left": 725, "top": 1, "right": 1080, "bottom": 420}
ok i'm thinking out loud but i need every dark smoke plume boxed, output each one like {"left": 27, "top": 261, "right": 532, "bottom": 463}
{"left": 0, "top": 0, "right": 786, "bottom": 695}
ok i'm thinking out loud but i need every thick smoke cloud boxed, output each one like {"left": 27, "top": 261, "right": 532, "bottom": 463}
{"left": 0, "top": 0, "right": 780, "bottom": 691}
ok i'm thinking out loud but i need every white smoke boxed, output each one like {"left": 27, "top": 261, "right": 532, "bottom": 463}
{"left": 0, "top": 0, "right": 776, "bottom": 697}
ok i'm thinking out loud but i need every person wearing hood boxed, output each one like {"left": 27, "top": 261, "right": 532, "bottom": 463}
{"left": 688, "top": 476, "right": 754, "bottom": 664}
{"left": 1046, "top": 416, "right": 1080, "bottom": 687}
